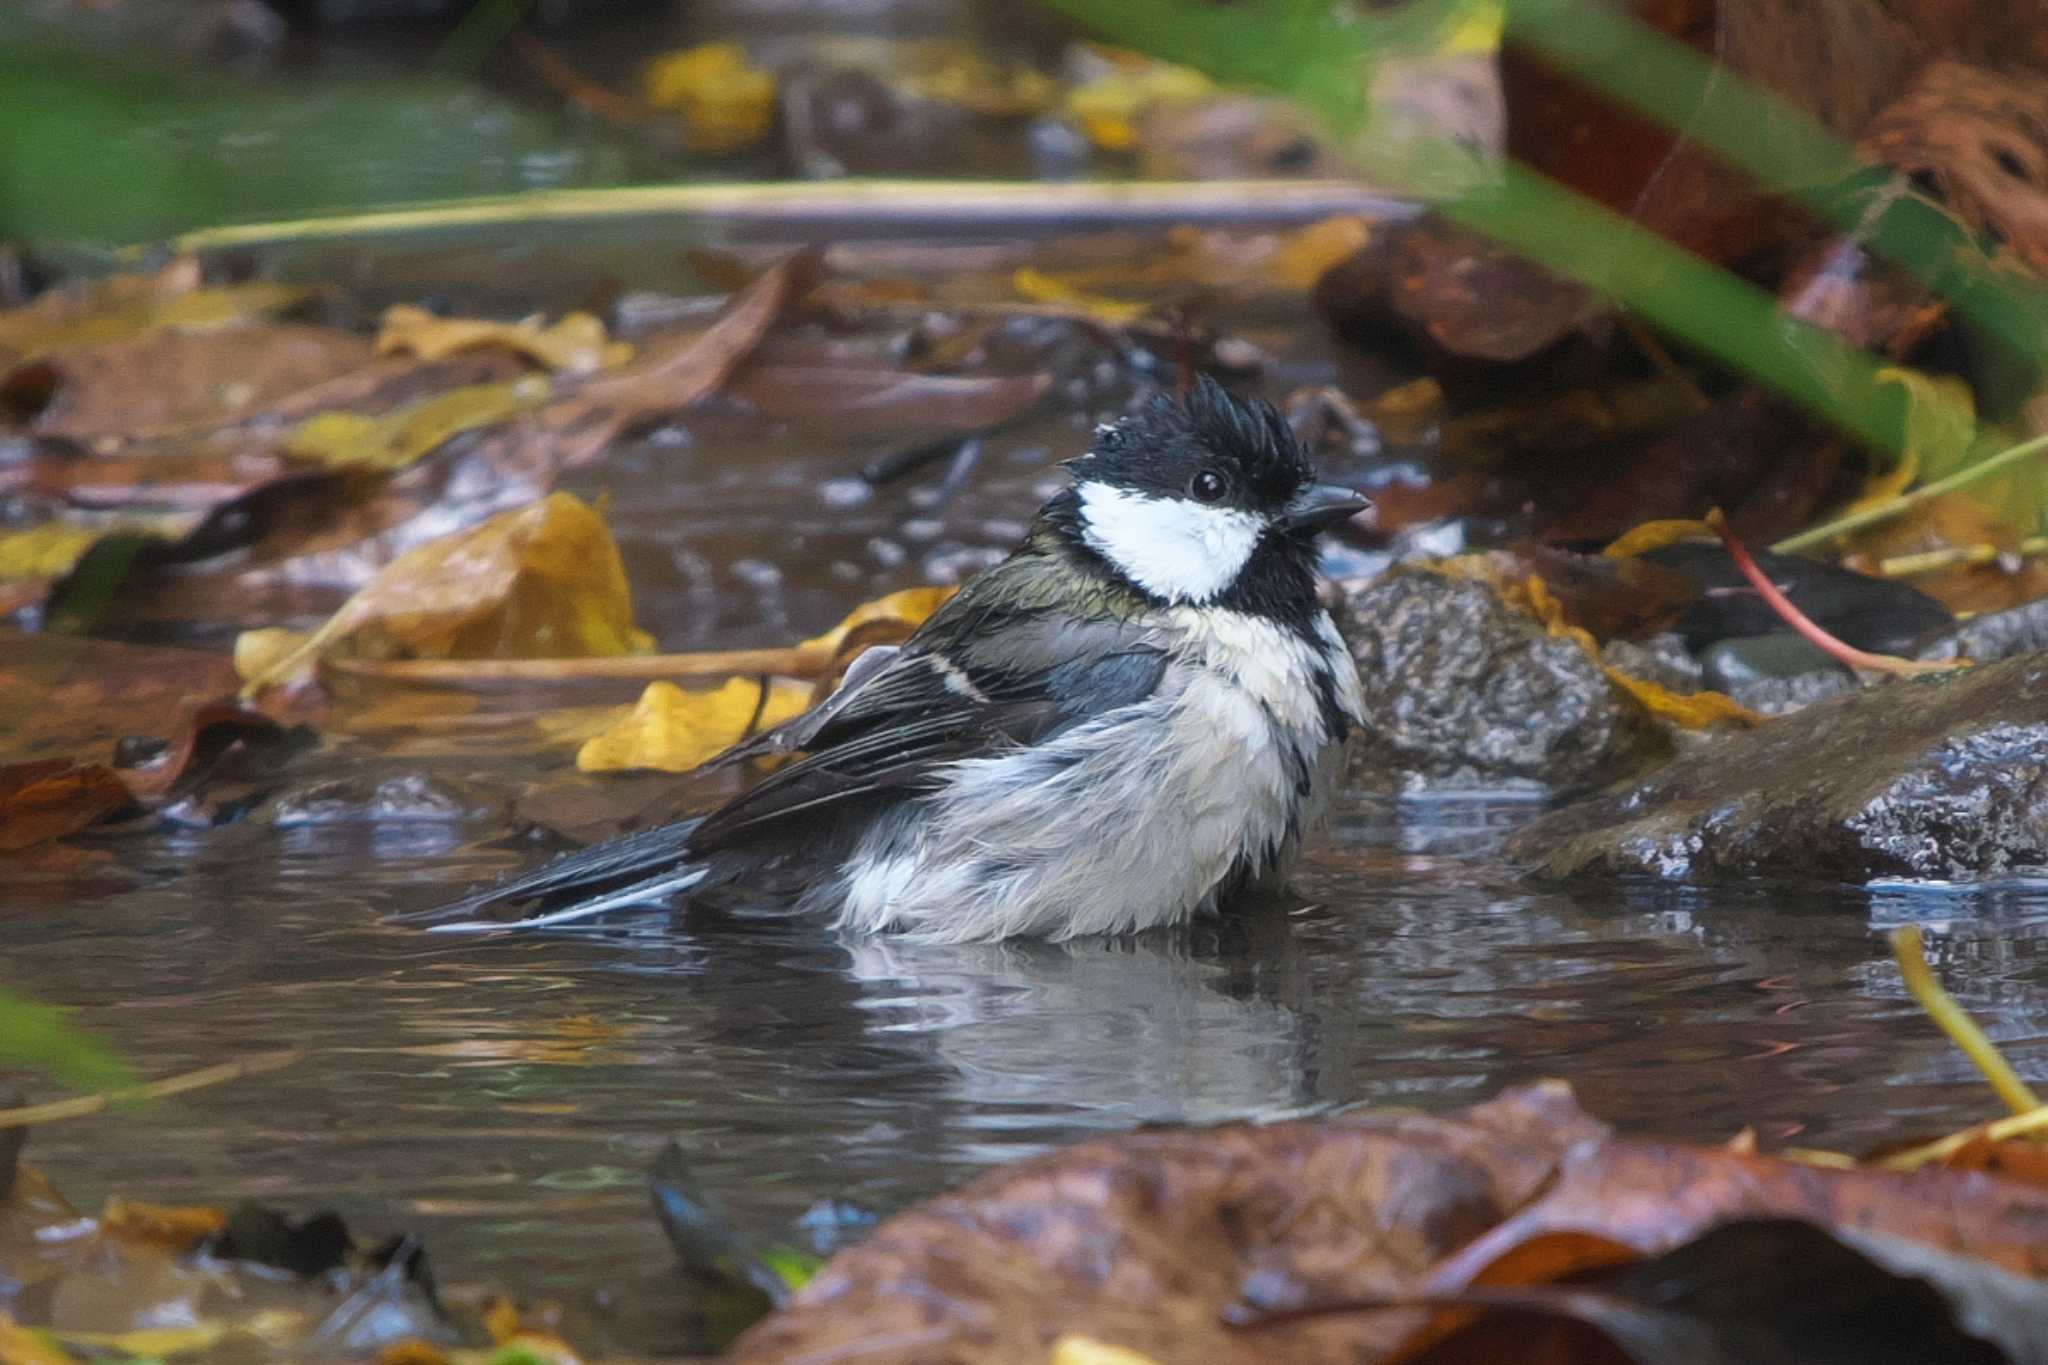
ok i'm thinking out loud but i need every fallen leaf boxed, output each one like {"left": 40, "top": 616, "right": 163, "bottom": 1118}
{"left": 642, "top": 43, "right": 779, "bottom": 155}
{"left": 0, "top": 525, "right": 103, "bottom": 582}
{"left": 0, "top": 257, "right": 305, "bottom": 364}
{"left": 236, "top": 492, "right": 651, "bottom": 696}
{"left": 1269, "top": 216, "right": 1373, "bottom": 292}
{"left": 282, "top": 379, "right": 551, "bottom": 472}
{"left": 1398, "top": 1218, "right": 2047, "bottom": 1365}
{"left": 1011, "top": 269, "right": 1150, "bottom": 325}
{"left": 0, "top": 760, "right": 133, "bottom": 853}
{"left": 731, "top": 1083, "right": 1605, "bottom": 1364}
{"left": 0, "top": 1314, "right": 77, "bottom": 1365}
{"left": 575, "top": 677, "right": 813, "bottom": 774}
{"left": 376, "top": 307, "right": 632, "bottom": 375}
{"left": 1601, "top": 520, "right": 1717, "bottom": 560}
{"left": 8, "top": 323, "right": 373, "bottom": 441}
{"left": 1063, "top": 52, "right": 1215, "bottom": 152}
{"left": 799, "top": 586, "right": 956, "bottom": 660}
{"left": 96, "top": 1199, "right": 227, "bottom": 1253}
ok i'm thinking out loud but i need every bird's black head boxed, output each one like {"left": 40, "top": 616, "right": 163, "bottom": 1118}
{"left": 1046, "top": 377, "right": 1367, "bottom": 613}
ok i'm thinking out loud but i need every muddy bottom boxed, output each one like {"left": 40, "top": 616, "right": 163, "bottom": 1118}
{"left": 5, "top": 796, "right": 2046, "bottom": 1352}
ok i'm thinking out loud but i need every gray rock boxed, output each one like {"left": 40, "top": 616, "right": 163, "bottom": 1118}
{"left": 1338, "top": 569, "right": 1669, "bottom": 792}
{"left": 1698, "top": 633, "right": 1860, "bottom": 716}
{"left": 1506, "top": 653, "right": 2048, "bottom": 883}
{"left": 1919, "top": 597, "right": 2048, "bottom": 663}
{"left": 1601, "top": 633, "right": 1703, "bottom": 695}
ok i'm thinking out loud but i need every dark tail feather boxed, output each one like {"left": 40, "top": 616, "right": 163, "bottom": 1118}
{"left": 394, "top": 819, "right": 707, "bottom": 932}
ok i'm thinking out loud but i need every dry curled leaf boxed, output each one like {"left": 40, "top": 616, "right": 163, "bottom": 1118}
{"left": 236, "top": 492, "right": 651, "bottom": 696}
{"left": 376, "top": 307, "right": 632, "bottom": 374}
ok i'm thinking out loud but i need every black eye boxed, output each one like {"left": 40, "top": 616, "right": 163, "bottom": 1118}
{"left": 1189, "top": 470, "right": 1226, "bottom": 502}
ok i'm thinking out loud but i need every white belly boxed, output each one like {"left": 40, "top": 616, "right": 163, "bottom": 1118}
{"left": 827, "top": 660, "right": 1331, "bottom": 943}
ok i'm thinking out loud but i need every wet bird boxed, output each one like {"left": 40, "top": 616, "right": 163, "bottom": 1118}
{"left": 405, "top": 378, "right": 1368, "bottom": 943}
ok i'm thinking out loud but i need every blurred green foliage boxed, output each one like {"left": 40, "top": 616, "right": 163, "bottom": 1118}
{"left": 0, "top": 15, "right": 642, "bottom": 244}
{"left": 1049, "top": 0, "right": 2048, "bottom": 537}
{"left": 0, "top": 985, "right": 131, "bottom": 1092}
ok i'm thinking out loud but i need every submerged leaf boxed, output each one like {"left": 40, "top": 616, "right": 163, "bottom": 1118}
{"left": 376, "top": 307, "right": 632, "bottom": 375}
{"left": 575, "top": 678, "right": 812, "bottom": 774}
{"left": 236, "top": 493, "right": 651, "bottom": 696}
{"left": 282, "top": 379, "right": 550, "bottom": 471}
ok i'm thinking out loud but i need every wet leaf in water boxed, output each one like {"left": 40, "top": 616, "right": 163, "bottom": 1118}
{"left": 575, "top": 678, "right": 813, "bottom": 775}
{"left": 0, "top": 760, "right": 133, "bottom": 852}
{"left": 281, "top": 380, "right": 552, "bottom": 472}
{"left": 1397, "top": 1219, "right": 2043, "bottom": 1365}
{"left": 1062, "top": 50, "right": 1215, "bottom": 152}
{"left": 0, "top": 988, "right": 130, "bottom": 1091}
{"left": 0, "top": 257, "right": 306, "bottom": 365}
{"left": 7, "top": 323, "right": 373, "bottom": 442}
{"left": 0, "top": 525, "right": 103, "bottom": 584}
{"left": 376, "top": 308, "right": 632, "bottom": 376}
{"left": 236, "top": 492, "right": 652, "bottom": 697}
{"left": 733, "top": 1082, "right": 2048, "bottom": 1364}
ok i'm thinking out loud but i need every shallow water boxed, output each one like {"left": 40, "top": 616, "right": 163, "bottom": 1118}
{"left": 7, "top": 792, "right": 2048, "bottom": 1351}
{"left": 7, "top": 215, "right": 2048, "bottom": 1351}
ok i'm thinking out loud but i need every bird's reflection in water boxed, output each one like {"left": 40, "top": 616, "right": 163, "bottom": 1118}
{"left": 832, "top": 903, "right": 1332, "bottom": 1133}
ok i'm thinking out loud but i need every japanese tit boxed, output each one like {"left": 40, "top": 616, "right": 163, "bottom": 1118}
{"left": 405, "top": 377, "right": 1368, "bottom": 943}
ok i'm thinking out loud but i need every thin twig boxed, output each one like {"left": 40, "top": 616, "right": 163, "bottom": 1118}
{"left": 1712, "top": 510, "right": 1962, "bottom": 677}
{"left": 0, "top": 1050, "right": 303, "bottom": 1129}
{"left": 161, "top": 181, "right": 1410, "bottom": 256}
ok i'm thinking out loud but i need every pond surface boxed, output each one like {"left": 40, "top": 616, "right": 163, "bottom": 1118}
{"left": 6, "top": 223, "right": 2048, "bottom": 1356}
{"left": 7, "top": 790, "right": 2048, "bottom": 1352}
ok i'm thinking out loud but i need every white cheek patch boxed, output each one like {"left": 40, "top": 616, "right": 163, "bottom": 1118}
{"left": 1076, "top": 481, "right": 1265, "bottom": 603}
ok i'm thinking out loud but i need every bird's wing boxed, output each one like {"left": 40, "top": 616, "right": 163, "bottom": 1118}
{"left": 686, "top": 607, "right": 1168, "bottom": 853}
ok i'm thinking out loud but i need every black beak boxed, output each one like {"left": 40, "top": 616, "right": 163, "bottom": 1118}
{"left": 1278, "top": 483, "right": 1371, "bottom": 534}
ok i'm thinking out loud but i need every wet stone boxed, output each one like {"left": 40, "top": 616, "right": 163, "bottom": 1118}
{"left": 1600, "top": 633, "right": 1703, "bottom": 695}
{"left": 1698, "top": 633, "right": 1860, "bottom": 715}
{"left": 1337, "top": 569, "right": 1668, "bottom": 793}
{"left": 1919, "top": 596, "right": 2048, "bottom": 663}
{"left": 1507, "top": 653, "right": 2048, "bottom": 884}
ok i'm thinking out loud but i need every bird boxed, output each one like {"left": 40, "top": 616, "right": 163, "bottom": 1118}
{"left": 402, "top": 377, "right": 1368, "bottom": 943}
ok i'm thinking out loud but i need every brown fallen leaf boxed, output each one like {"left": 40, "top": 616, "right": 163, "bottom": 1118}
{"left": 731, "top": 1083, "right": 1605, "bottom": 1365}
{"left": 0, "top": 257, "right": 306, "bottom": 365}
{"left": 7, "top": 323, "right": 374, "bottom": 442}
{"left": 0, "top": 760, "right": 133, "bottom": 853}
{"left": 235, "top": 492, "right": 651, "bottom": 697}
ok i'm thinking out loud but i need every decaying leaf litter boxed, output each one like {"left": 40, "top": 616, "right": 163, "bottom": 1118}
{"left": 14, "top": 2, "right": 2048, "bottom": 1363}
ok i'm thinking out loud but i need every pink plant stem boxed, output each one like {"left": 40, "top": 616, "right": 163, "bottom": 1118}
{"left": 1711, "top": 511, "right": 1945, "bottom": 675}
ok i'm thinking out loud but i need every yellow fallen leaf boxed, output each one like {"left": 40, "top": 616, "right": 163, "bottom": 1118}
{"left": 1048, "top": 1337, "right": 1163, "bottom": 1365}
{"left": 576, "top": 677, "right": 813, "bottom": 774}
{"left": 377, "top": 306, "right": 632, "bottom": 374}
{"left": 0, "top": 523, "right": 103, "bottom": 581}
{"left": 798, "top": 585, "right": 956, "bottom": 660}
{"left": 1876, "top": 365, "right": 1976, "bottom": 484}
{"left": 282, "top": 379, "right": 549, "bottom": 471}
{"left": 1064, "top": 56, "right": 1214, "bottom": 152}
{"left": 100, "top": 1196, "right": 227, "bottom": 1250}
{"left": 52, "top": 1324, "right": 229, "bottom": 1359}
{"left": 1270, "top": 215, "right": 1372, "bottom": 291}
{"left": 642, "top": 43, "right": 778, "bottom": 155}
{"left": 0, "top": 256, "right": 306, "bottom": 362}
{"left": 1011, "top": 268, "right": 1150, "bottom": 326}
{"left": 1441, "top": 1, "right": 1505, "bottom": 54}
{"left": 1601, "top": 518, "right": 1717, "bottom": 559}
{"left": 0, "top": 1314, "right": 77, "bottom": 1365}
{"left": 237, "top": 492, "right": 652, "bottom": 695}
